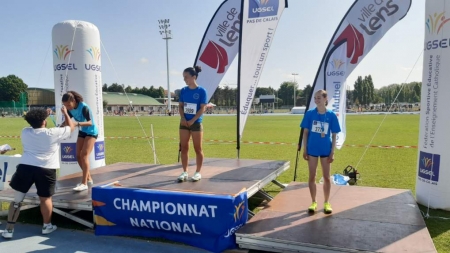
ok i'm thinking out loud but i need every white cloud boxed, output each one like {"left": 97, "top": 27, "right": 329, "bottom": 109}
{"left": 140, "top": 57, "right": 149, "bottom": 64}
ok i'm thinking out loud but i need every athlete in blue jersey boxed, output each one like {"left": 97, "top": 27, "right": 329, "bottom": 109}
{"left": 62, "top": 91, "right": 98, "bottom": 192}
{"left": 300, "top": 89, "right": 341, "bottom": 214}
{"left": 178, "top": 66, "right": 207, "bottom": 182}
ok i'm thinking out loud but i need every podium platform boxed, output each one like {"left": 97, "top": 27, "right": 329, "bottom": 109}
{"left": 236, "top": 182, "right": 436, "bottom": 253}
{"left": 0, "top": 158, "right": 289, "bottom": 228}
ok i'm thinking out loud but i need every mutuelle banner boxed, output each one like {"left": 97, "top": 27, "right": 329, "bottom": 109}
{"left": 194, "top": 0, "right": 241, "bottom": 102}
{"left": 52, "top": 20, "right": 105, "bottom": 176}
{"left": 93, "top": 186, "right": 248, "bottom": 253}
{"left": 416, "top": 1, "right": 450, "bottom": 211}
{"left": 239, "top": 0, "right": 287, "bottom": 138}
{"left": 305, "top": 0, "right": 412, "bottom": 149}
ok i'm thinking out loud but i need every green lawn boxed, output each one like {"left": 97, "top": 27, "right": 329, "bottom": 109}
{"left": 0, "top": 114, "right": 449, "bottom": 252}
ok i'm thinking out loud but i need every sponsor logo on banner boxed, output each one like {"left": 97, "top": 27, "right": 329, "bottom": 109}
{"left": 54, "top": 45, "right": 74, "bottom": 60}
{"left": 61, "top": 143, "right": 77, "bottom": 162}
{"left": 249, "top": 0, "right": 279, "bottom": 18}
{"left": 357, "top": 0, "right": 400, "bottom": 36}
{"left": 224, "top": 200, "right": 247, "bottom": 238}
{"left": 86, "top": 46, "right": 102, "bottom": 72}
{"left": 53, "top": 45, "right": 77, "bottom": 71}
{"left": 333, "top": 25, "right": 365, "bottom": 64}
{"left": 425, "top": 12, "right": 450, "bottom": 51}
{"left": 87, "top": 46, "right": 101, "bottom": 61}
{"left": 327, "top": 59, "right": 346, "bottom": 76}
{"left": 418, "top": 151, "right": 440, "bottom": 183}
{"left": 199, "top": 41, "right": 228, "bottom": 73}
{"left": 95, "top": 141, "right": 105, "bottom": 160}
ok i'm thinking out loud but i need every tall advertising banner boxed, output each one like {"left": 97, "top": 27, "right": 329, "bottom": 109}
{"left": 239, "top": 0, "right": 287, "bottom": 138}
{"left": 416, "top": 1, "right": 450, "bottom": 210}
{"left": 305, "top": 0, "right": 412, "bottom": 149}
{"left": 52, "top": 20, "right": 105, "bottom": 176}
{"left": 194, "top": 0, "right": 241, "bottom": 102}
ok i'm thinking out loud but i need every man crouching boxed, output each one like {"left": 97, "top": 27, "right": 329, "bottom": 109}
{"left": 1, "top": 106, "right": 75, "bottom": 239}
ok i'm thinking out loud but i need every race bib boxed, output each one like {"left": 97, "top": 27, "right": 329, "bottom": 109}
{"left": 184, "top": 103, "right": 197, "bottom": 115}
{"left": 312, "top": 120, "right": 329, "bottom": 134}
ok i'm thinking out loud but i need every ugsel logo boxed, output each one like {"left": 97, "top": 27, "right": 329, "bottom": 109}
{"left": 224, "top": 200, "right": 246, "bottom": 238}
{"left": 249, "top": 0, "right": 279, "bottom": 19}
{"left": 86, "top": 46, "right": 101, "bottom": 72}
{"left": 61, "top": 143, "right": 77, "bottom": 162}
{"left": 327, "top": 59, "right": 345, "bottom": 76}
{"left": 425, "top": 12, "right": 450, "bottom": 51}
{"left": 418, "top": 151, "right": 440, "bottom": 182}
{"left": 53, "top": 45, "right": 77, "bottom": 71}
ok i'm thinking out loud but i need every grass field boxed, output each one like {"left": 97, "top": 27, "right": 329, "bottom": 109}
{"left": 1, "top": 114, "right": 449, "bottom": 252}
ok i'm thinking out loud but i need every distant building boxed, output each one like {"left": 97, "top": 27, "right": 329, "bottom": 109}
{"left": 27, "top": 88, "right": 55, "bottom": 107}
{"left": 26, "top": 88, "right": 167, "bottom": 112}
{"left": 102, "top": 92, "right": 164, "bottom": 113}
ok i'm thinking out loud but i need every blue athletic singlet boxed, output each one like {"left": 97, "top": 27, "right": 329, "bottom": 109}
{"left": 68, "top": 102, "right": 98, "bottom": 135}
{"left": 179, "top": 86, "right": 207, "bottom": 123}
{"left": 300, "top": 108, "right": 341, "bottom": 156}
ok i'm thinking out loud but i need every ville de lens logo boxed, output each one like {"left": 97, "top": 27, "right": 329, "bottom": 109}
{"left": 425, "top": 12, "right": 450, "bottom": 50}
{"left": 54, "top": 45, "right": 74, "bottom": 60}
{"left": 249, "top": 0, "right": 279, "bottom": 19}
{"left": 333, "top": 24, "right": 365, "bottom": 65}
{"left": 87, "top": 46, "right": 101, "bottom": 61}
{"left": 199, "top": 41, "right": 229, "bottom": 74}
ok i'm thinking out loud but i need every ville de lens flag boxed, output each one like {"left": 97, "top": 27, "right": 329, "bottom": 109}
{"left": 306, "top": 0, "right": 412, "bottom": 149}
{"left": 194, "top": 0, "right": 241, "bottom": 102}
{"left": 239, "top": 0, "right": 287, "bottom": 138}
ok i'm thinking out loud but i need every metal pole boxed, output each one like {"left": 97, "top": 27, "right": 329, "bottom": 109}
{"left": 292, "top": 73, "right": 298, "bottom": 107}
{"left": 166, "top": 38, "right": 171, "bottom": 113}
{"left": 151, "top": 124, "right": 157, "bottom": 164}
{"left": 158, "top": 19, "right": 172, "bottom": 115}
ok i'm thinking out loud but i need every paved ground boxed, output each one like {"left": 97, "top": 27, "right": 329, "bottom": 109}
{"left": 0, "top": 219, "right": 211, "bottom": 253}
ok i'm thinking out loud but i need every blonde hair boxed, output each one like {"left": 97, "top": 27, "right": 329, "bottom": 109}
{"left": 315, "top": 89, "right": 328, "bottom": 106}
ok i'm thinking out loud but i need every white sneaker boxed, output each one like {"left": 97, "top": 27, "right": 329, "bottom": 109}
{"left": 73, "top": 184, "right": 88, "bottom": 191}
{"left": 177, "top": 172, "right": 188, "bottom": 182}
{"left": 42, "top": 225, "right": 57, "bottom": 235}
{"left": 1, "top": 229, "right": 13, "bottom": 239}
{"left": 87, "top": 180, "right": 94, "bottom": 186}
{"left": 191, "top": 172, "right": 202, "bottom": 182}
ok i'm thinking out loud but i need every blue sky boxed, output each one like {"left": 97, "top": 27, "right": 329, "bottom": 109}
{"left": 0, "top": 0, "right": 425, "bottom": 92}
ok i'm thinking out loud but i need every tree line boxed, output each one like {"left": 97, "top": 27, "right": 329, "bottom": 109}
{"left": 102, "top": 83, "right": 165, "bottom": 99}
{"left": 1, "top": 74, "right": 423, "bottom": 107}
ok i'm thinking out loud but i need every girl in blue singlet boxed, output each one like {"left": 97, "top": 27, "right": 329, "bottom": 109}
{"left": 62, "top": 91, "right": 98, "bottom": 192}
{"left": 177, "top": 66, "right": 207, "bottom": 182}
{"left": 300, "top": 89, "right": 341, "bottom": 214}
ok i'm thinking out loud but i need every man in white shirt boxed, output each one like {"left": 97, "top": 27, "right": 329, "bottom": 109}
{"left": 1, "top": 107, "right": 75, "bottom": 239}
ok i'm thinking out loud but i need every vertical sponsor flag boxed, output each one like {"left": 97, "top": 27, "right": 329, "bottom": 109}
{"left": 416, "top": 1, "right": 450, "bottom": 210}
{"left": 194, "top": 0, "right": 241, "bottom": 102}
{"left": 303, "top": 0, "right": 412, "bottom": 149}
{"left": 238, "top": 0, "right": 288, "bottom": 138}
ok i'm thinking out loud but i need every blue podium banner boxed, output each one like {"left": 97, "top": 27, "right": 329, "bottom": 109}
{"left": 92, "top": 186, "right": 248, "bottom": 253}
